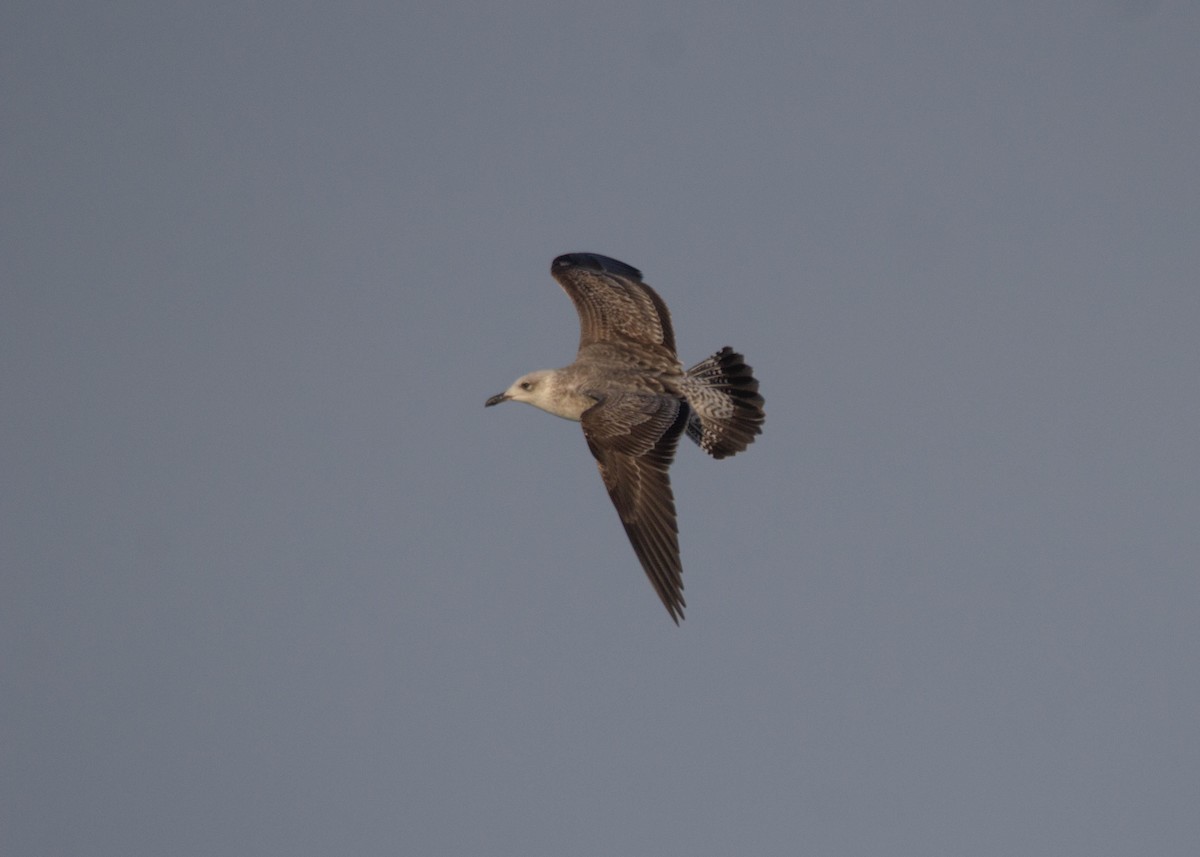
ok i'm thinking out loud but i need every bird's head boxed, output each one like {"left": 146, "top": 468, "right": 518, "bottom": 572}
{"left": 484, "top": 370, "right": 557, "bottom": 409}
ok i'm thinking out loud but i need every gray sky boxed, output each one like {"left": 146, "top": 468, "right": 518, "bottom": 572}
{"left": 4, "top": 2, "right": 1198, "bottom": 855}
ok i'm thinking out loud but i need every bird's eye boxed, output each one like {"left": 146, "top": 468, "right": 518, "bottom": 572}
{"left": 519, "top": 381, "right": 532, "bottom": 391}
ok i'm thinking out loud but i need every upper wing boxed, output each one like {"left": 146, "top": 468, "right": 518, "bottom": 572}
{"left": 581, "top": 391, "right": 690, "bottom": 624}
{"left": 551, "top": 253, "right": 677, "bottom": 356}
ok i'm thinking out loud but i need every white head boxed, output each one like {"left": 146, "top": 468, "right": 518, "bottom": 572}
{"left": 484, "top": 369, "right": 587, "bottom": 421}
{"left": 485, "top": 369, "right": 557, "bottom": 408}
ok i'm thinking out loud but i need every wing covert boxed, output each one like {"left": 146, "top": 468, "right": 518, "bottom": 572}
{"left": 551, "top": 253, "right": 677, "bottom": 356}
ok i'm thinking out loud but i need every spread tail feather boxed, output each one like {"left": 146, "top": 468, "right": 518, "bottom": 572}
{"left": 682, "top": 347, "right": 764, "bottom": 459}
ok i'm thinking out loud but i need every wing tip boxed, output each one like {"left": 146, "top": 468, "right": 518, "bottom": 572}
{"left": 552, "top": 252, "right": 644, "bottom": 281}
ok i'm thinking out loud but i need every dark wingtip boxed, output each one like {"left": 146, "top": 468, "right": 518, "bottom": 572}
{"left": 552, "top": 252, "right": 643, "bottom": 281}
{"left": 663, "top": 590, "right": 686, "bottom": 625}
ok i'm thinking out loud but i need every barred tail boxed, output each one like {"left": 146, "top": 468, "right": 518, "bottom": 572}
{"left": 682, "top": 347, "right": 764, "bottom": 459}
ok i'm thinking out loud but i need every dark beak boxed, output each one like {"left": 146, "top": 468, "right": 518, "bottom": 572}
{"left": 484, "top": 392, "right": 510, "bottom": 407}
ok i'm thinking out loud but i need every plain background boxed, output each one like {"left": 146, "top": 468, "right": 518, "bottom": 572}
{"left": 4, "top": 2, "right": 1198, "bottom": 855}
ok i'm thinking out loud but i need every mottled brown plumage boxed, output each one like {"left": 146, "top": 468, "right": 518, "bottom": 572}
{"left": 485, "top": 253, "right": 764, "bottom": 623}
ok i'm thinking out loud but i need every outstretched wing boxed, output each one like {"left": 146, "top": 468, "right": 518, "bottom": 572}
{"left": 581, "top": 391, "right": 690, "bottom": 624}
{"left": 551, "top": 253, "right": 677, "bottom": 357}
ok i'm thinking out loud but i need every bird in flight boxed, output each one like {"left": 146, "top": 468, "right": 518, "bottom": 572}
{"left": 485, "top": 253, "right": 764, "bottom": 623}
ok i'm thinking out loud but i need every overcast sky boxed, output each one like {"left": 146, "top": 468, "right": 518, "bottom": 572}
{"left": 3, "top": 2, "right": 1198, "bottom": 855}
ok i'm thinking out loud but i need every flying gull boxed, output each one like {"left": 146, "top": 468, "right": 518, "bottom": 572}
{"left": 485, "top": 253, "right": 765, "bottom": 623}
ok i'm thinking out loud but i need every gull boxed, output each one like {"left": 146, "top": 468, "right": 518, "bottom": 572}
{"left": 486, "top": 253, "right": 764, "bottom": 623}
